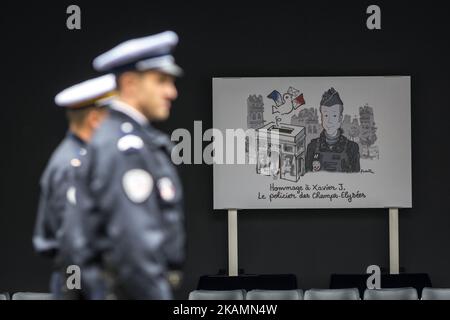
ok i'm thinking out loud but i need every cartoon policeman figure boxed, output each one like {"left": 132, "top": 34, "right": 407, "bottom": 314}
{"left": 305, "top": 88, "right": 360, "bottom": 173}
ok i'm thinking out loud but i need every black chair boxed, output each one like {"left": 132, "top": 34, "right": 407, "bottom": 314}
{"left": 304, "top": 288, "right": 360, "bottom": 300}
{"left": 330, "top": 273, "right": 432, "bottom": 297}
{"left": 197, "top": 274, "right": 298, "bottom": 291}
{"left": 188, "top": 289, "right": 246, "bottom": 300}
{"left": 11, "top": 292, "right": 53, "bottom": 300}
{"left": 246, "top": 289, "right": 303, "bottom": 300}
{"left": 421, "top": 287, "right": 450, "bottom": 300}
{"left": 363, "top": 287, "right": 418, "bottom": 300}
{"left": 0, "top": 292, "right": 10, "bottom": 300}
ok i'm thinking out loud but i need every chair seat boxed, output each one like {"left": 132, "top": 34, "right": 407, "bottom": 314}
{"left": 189, "top": 289, "right": 246, "bottom": 300}
{"left": 363, "top": 287, "right": 418, "bottom": 300}
{"left": 0, "top": 293, "right": 10, "bottom": 300}
{"left": 304, "top": 288, "right": 360, "bottom": 300}
{"left": 421, "top": 287, "right": 450, "bottom": 300}
{"left": 12, "top": 292, "right": 53, "bottom": 300}
{"left": 246, "top": 289, "right": 303, "bottom": 300}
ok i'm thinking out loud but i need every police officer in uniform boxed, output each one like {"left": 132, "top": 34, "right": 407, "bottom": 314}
{"left": 305, "top": 87, "right": 360, "bottom": 173}
{"left": 72, "top": 31, "right": 185, "bottom": 299}
{"left": 33, "top": 74, "right": 116, "bottom": 299}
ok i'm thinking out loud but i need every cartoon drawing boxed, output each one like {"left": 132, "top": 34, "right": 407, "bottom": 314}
{"left": 247, "top": 87, "right": 377, "bottom": 180}
{"left": 246, "top": 95, "right": 265, "bottom": 164}
{"left": 291, "top": 107, "right": 321, "bottom": 146}
{"left": 342, "top": 115, "right": 361, "bottom": 143}
{"left": 305, "top": 88, "right": 360, "bottom": 173}
{"left": 267, "top": 90, "right": 284, "bottom": 108}
{"left": 268, "top": 87, "right": 305, "bottom": 115}
{"left": 247, "top": 94, "right": 265, "bottom": 129}
{"left": 359, "top": 104, "right": 378, "bottom": 159}
{"left": 246, "top": 89, "right": 306, "bottom": 182}
{"left": 257, "top": 151, "right": 271, "bottom": 176}
{"left": 256, "top": 122, "right": 306, "bottom": 182}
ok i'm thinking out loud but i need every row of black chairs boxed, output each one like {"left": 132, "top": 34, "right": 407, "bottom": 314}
{"left": 189, "top": 287, "right": 450, "bottom": 300}
{"left": 3, "top": 288, "right": 450, "bottom": 300}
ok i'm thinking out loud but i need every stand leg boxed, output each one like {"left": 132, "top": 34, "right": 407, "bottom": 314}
{"left": 228, "top": 209, "right": 238, "bottom": 276}
{"left": 389, "top": 208, "right": 400, "bottom": 274}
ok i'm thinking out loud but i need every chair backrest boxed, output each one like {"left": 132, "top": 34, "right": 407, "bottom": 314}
{"left": 330, "top": 273, "right": 432, "bottom": 297}
{"left": 246, "top": 289, "right": 303, "bottom": 300}
{"left": 421, "top": 287, "right": 450, "bottom": 300}
{"left": 197, "top": 274, "right": 297, "bottom": 291}
{"left": 189, "top": 289, "right": 246, "bottom": 300}
{"left": 304, "top": 288, "right": 360, "bottom": 300}
{"left": 0, "top": 293, "right": 10, "bottom": 300}
{"left": 363, "top": 287, "right": 418, "bottom": 300}
{"left": 12, "top": 292, "right": 53, "bottom": 300}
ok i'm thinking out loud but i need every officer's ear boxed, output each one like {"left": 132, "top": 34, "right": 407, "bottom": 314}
{"left": 88, "top": 107, "right": 106, "bottom": 130}
{"left": 117, "top": 71, "right": 141, "bottom": 94}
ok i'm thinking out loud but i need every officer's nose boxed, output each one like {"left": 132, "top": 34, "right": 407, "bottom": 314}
{"left": 167, "top": 83, "right": 178, "bottom": 101}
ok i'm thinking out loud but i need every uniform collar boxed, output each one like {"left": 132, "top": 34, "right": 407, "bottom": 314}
{"left": 109, "top": 99, "right": 149, "bottom": 126}
{"left": 108, "top": 103, "right": 173, "bottom": 152}
{"left": 67, "top": 131, "right": 86, "bottom": 146}
{"left": 320, "top": 128, "right": 343, "bottom": 140}
{"left": 319, "top": 128, "right": 346, "bottom": 151}
{"left": 144, "top": 123, "right": 174, "bottom": 152}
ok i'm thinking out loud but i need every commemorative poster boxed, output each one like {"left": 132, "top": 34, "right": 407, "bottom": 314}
{"left": 213, "top": 77, "right": 411, "bottom": 209}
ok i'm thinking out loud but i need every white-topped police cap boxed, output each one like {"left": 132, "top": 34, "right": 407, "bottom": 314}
{"left": 93, "top": 31, "right": 183, "bottom": 77}
{"left": 55, "top": 74, "right": 116, "bottom": 108}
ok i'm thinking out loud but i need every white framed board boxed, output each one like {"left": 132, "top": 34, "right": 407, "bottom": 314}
{"left": 213, "top": 76, "right": 412, "bottom": 209}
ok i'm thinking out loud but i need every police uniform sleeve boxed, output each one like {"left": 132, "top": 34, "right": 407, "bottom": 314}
{"left": 59, "top": 166, "right": 109, "bottom": 299}
{"left": 62, "top": 147, "right": 104, "bottom": 268}
{"left": 157, "top": 168, "right": 185, "bottom": 270}
{"left": 161, "top": 205, "right": 185, "bottom": 270}
{"left": 150, "top": 137, "right": 186, "bottom": 270}
{"left": 33, "top": 181, "right": 57, "bottom": 257}
{"left": 33, "top": 170, "right": 65, "bottom": 257}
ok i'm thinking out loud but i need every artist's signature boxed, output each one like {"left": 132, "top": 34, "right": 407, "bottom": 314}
{"left": 360, "top": 169, "right": 375, "bottom": 174}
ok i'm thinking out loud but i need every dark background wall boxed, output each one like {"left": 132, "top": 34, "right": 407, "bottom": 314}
{"left": 1, "top": 1, "right": 449, "bottom": 299}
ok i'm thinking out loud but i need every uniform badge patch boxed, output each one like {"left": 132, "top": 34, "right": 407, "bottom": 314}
{"left": 122, "top": 169, "right": 153, "bottom": 203}
{"left": 312, "top": 160, "right": 321, "bottom": 172}
{"left": 157, "top": 177, "right": 176, "bottom": 201}
{"left": 117, "top": 135, "right": 144, "bottom": 152}
{"left": 121, "top": 122, "right": 134, "bottom": 133}
{"left": 70, "top": 158, "right": 81, "bottom": 167}
{"left": 66, "top": 186, "right": 77, "bottom": 205}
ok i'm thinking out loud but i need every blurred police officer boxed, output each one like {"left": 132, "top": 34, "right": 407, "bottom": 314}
{"left": 33, "top": 74, "right": 115, "bottom": 299}
{"left": 74, "top": 31, "right": 185, "bottom": 299}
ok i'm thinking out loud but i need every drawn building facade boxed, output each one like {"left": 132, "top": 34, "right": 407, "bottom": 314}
{"left": 247, "top": 94, "right": 265, "bottom": 129}
{"left": 359, "top": 104, "right": 378, "bottom": 159}
{"left": 290, "top": 107, "right": 320, "bottom": 145}
{"left": 256, "top": 122, "right": 306, "bottom": 182}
